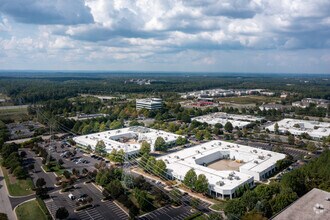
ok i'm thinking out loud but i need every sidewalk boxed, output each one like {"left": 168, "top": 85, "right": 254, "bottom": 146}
{"left": 0, "top": 167, "right": 17, "bottom": 220}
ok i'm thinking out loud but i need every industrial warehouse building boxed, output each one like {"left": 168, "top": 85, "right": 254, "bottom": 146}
{"left": 266, "top": 118, "right": 330, "bottom": 140}
{"left": 192, "top": 112, "right": 264, "bottom": 128}
{"left": 136, "top": 98, "right": 163, "bottom": 110}
{"left": 159, "top": 140, "right": 285, "bottom": 199}
{"left": 73, "top": 126, "right": 182, "bottom": 155}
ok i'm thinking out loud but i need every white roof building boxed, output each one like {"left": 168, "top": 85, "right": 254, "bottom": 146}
{"left": 159, "top": 140, "right": 285, "bottom": 199}
{"left": 192, "top": 112, "right": 264, "bottom": 128}
{"left": 136, "top": 98, "right": 163, "bottom": 110}
{"left": 266, "top": 119, "right": 330, "bottom": 139}
{"left": 73, "top": 126, "right": 182, "bottom": 155}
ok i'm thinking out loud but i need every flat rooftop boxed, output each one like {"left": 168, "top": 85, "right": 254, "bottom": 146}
{"left": 159, "top": 140, "right": 285, "bottom": 191}
{"left": 273, "top": 188, "right": 330, "bottom": 220}
{"left": 73, "top": 126, "right": 181, "bottom": 154}
{"left": 192, "top": 112, "right": 264, "bottom": 128}
{"left": 266, "top": 118, "right": 330, "bottom": 139}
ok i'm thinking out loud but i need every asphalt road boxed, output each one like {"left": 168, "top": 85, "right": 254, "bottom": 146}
{"left": 0, "top": 168, "right": 16, "bottom": 220}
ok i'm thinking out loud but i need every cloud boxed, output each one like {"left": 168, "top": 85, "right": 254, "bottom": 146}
{"left": 0, "top": 0, "right": 94, "bottom": 25}
{"left": 0, "top": 0, "right": 329, "bottom": 73}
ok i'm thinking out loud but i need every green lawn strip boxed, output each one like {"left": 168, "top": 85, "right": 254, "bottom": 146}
{"left": 15, "top": 199, "right": 47, "bottom": 220}
{"left": 42, "top": 163, "right": 64, "bottom": 175}
{"left": 36, "top": 197, "right": 53, "bottom": 220}
{"left": 210, "top": 201, "right": 226, "bottom": 211}
{"left": 1, "top": 167, "right": 34, "bottom": 196}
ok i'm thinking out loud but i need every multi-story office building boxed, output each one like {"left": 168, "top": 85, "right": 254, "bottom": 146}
{"left": 136, "top": 98, "right": 163, "bottom": 110}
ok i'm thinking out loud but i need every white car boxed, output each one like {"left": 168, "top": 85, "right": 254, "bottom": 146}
{"left": 68, "top": 193, "right": 75, "bottom": 200}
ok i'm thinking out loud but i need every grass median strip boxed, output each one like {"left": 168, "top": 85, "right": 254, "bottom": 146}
{"left": 1, "top": 166, "right": 34, "bottom": 196}
{"left": 15, "top": 199, "right": 47, "bottom": 220}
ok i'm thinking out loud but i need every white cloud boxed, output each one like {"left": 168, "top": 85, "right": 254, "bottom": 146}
{"left": 0, "top": 0, "right": 329, "bottom": 73}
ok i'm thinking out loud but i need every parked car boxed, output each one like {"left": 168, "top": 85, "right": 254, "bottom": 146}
{"left": 68, "top": 193, "right": 75, "bottom": 200}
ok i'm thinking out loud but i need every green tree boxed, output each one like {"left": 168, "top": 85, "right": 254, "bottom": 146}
{"left": 306, "top": 142, "right": 317, "bottom": 152}
{"left": 270, "top": 188, "right": 298, "bottom": 214}
{"left": 95, "top": 140, "right": 107, "bottom": 156}
{"left": 175, "top": 136, "right": 187, "bottom": 146}
{"left": 274, "top": 123, "right": 279, "bottom": 134}
{"left": 288, "top": 134, "right": 295, "bottom": 145}
{"left": 146, "top": 156, "right": 157, "bottom": 174}
{"left": 36, "top": 178, "right": 46, "bottom": 189}
{"left": 154, "top": 137, "right": 166, "bottom": 151}
{"left": 155, "top": 160, "right": 167, "bottom": 177}
{"left": 183, "top": 168, "right": 197, "bottom": 189}
{"left": 224, "top": 199, "right": 246, "bottom": 220}
{"left": 13, "top": 166, "right": 26, "bottom": 179}
{"left": 281, "top": 169, "right": 306, "bottom": 196}
{"left": 105, "top": 179, "right": 124, "bottom": 199}
{"left": 140, "top": 141, "right": 151, "bottom": 155}
{"left": 134, "top": 189, "right": 152, "bottom": 211}
{"left": 241, "top": 190, "right": 258, "bottom": 211}
{"left": 194, "top": 174, "right": 208, "bottom": 194}
{"left": 55, "top": 207, "right": 69, "bottom": 220}
{"left": 224, "top": 122, "right": 233, "bottom": 132}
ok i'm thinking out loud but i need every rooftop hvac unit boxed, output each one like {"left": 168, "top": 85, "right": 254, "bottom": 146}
{"left": 326, "top": 197, "right": 330, "bottom": 201}
{"left": 253, "top": 150, "right": 257, "bottom": 153}
{"left": 258, "top": 156, "right": 265, "bottom": 160}
{"left": 254, "top": 160, "right": 259, "bottom": 164}
{"left": 217, "top": 181, "right": 225, "bottom": 186}
{"left": 228, "top": 176, "right": 233, "bottom": 180}
{"left": 235, "top": 176, "right": 240, "bottom": 180}
{"left": 175, "top": 156, "right": 180, "bottom": 159}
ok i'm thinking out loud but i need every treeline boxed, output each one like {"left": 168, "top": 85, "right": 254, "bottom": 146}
{"left": 0, "top": 120, "right": 8, "bottom": 146}
{"left": 224, "top": 150, "right": 330, "bottom": 220}
{"left": 95, "top": 166, "right": 170, "bottom": 218}
{"left": 1, "top": 75, "right": 329, "bottom": 104}
{"left": 0, "top": 143, "right": 29, "bottom": 179}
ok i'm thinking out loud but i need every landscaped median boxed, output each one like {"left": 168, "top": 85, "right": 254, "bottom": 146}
{"left": 1, "top": 166, "right": 34, "bottom": 196}
{"left": 15, "top": 199, "right": 48, "bottom": 220}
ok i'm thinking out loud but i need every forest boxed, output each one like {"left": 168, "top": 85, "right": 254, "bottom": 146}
{"left": 0, "top": 74, "right": 329, "bottom": 104}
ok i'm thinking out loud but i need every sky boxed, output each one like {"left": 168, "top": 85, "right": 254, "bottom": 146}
{"left": 0, "top": 0, "right": 329, "bottom": 74}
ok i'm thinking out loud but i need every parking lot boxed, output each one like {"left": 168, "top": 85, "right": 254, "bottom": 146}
{"left": 6, "top": 121, "right": 44, "bottom": 140}
{"left": 40, "top": 140, "right": 108, "bottom": 172}
{"left": 45, "top": 182, "right": 128, "bottom": 220}
{"left": 138, "top": 205, "right": 195, "bottom": 220}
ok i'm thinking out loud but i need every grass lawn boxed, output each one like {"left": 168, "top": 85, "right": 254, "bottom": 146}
{"left": 217, "top": 95, "right": 280, "bottom": 105}
{"left": 1, "top": 167, "right": 34, "bottom": 196}
{"left": 210, "top": 200, "right": 227, "bottom": 211}
{"left": 16, "top": 199, "right": 47, "bottom": 220}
